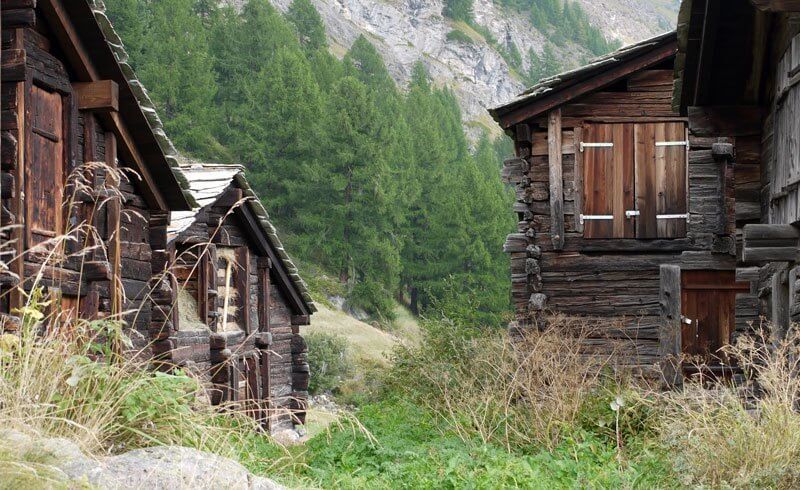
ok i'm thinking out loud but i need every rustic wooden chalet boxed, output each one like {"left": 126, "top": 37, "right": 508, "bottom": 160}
{"left": 167, "top": 162, "right": 315, "bottom": 432}
{"left": 0, "top": 0, "right": 197, "bottom": 348}
{"left": 490, "top": 31, "right": 758, "bottom": 383}
{"left": 675, "top": 0, "right": 800, "bottom": 347}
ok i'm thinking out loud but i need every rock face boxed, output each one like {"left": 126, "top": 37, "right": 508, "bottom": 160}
{"left": 1, "top": 429, "right": 283, "bottom": 489}
{"left": 252, "top": 0, "right": 678, "bottom": 137}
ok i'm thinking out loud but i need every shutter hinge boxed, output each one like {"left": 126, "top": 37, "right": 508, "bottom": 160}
{"left": 579, "top": 214, "right": 614, "bottom": 224}
{"left": 656, "top": 213, "right": 690, "bottom": 222}
{"left": 625, "top": 210, "right": 640, "bottom": 218}
{"left": 655, "top": 141, "right": 689, "bottom": 148}
{"left": 579, "top": 142, "right": 614, "bottom": 152}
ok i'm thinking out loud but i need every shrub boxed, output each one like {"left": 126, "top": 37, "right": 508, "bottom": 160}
{"left": 389, "top": 316, "right": 629, "bottom": 451}
{"left": 306, "top": 331, "right": 353, "bottom": 395}
{"left": 0, "top": 290, "right": 270, "bottom": 458}
{"left": 445, "top": 29, "right": 474, "bottom": 45}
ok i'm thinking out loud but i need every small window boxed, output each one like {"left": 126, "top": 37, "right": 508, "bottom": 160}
{"left": 582, "top": 122, "right": 688, "bottom": 239}
{"left": 216, "top": 246, "right": 250, "bottom": 332}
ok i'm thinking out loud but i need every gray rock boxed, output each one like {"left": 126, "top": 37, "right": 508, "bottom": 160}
{"left": 0, "top": 430, "right": 284, "bottom": 490}
{"left": 218, "top": 0, "right": 676, "bottom": 142}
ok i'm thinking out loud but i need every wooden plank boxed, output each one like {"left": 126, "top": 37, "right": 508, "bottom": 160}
{"left": 772, "top": 269, "right": 790, "bottom": 343}
{"left": 635, "top": 123, "right": 657, "bottom": 238}
{"left": 687, "top": 106, "right": 763, "bottom": 137}
{"left": 627, "top": 70, "right": 675, "bottom": 91}
{"left": 548, "top": 109, "right": 565, "bottom": 250}
{"left": 750, "top": 0, "right": 800, "bottom": 11}
{"left": 73, "top": 80, "right": 118, "bottom": 112}
{"left": 2, "top": 9, "right": 35, "bottom": 28}
{"left": 583, "top": 123, "right": 614, "bottom": 238}
{"left": 497, "top": 39, "right": 678, "bottom": 128}
{"left": 1, "top": 49, "right": 26, "bottom": 82}
{"left": 612, "top": 123, "right": 634, "bottom": 238}
{"left": 657, "top": 122, "right": 688, "bottom": 238}
{"left": 659, "top": 264, "right": 682, "bottom": 389}
{"left": 532, "top": 130, "right": 575, "bottom": 156}
{"left": 573, "top": 127, "right": 584, "bottom": 233}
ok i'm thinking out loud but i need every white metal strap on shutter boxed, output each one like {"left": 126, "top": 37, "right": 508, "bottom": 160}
{"left": 625, "top": 210, "right": 640, "bottom": 218}
{"left": 579, "top": 142, "right": 613, "bottom": 152}
{"left": 655, "top": 141, "right": 689, "bottom": 147}
{"left": 656, "top": 213, "right": 690, "bottom": 222}
{"left": 579, "top": 214, "right": 613, "bottom": 224}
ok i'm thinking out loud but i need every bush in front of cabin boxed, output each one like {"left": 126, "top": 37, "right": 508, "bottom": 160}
{"left": 305, "top": 331, "right": 353, "bottom": 395}
{"left": 387, "top": 315, "right": 660, "bottom": 452}
{"left": 0, "top": 288, "right": 265, "bottom": 457}
{"left": 655, "top": 325, "right": 800, "bottom": 488}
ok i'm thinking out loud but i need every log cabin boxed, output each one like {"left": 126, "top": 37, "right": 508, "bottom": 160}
{"left": 0, "top": 0, "right": 316, "bottom": 430}
{"left": 490, "top": 31, "right": 758, "bottom": 384}
{"left": 675, "top": 0, "right": 800, "bottom": 348}
{"left": 167, "top": 161, "right": 315, "bottom": 432}
{"left": 0, "top": 0, "right": 196, "bottom": 349}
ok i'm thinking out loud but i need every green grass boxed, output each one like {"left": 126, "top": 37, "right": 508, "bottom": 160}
{"left": 296, "top": 399, "right": 677, "bottom": 489}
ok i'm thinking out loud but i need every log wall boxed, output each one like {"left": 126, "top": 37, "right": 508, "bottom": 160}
{"left": 170, "top": 192, "right": 309, "bottom": 432}
{"left": 503, "top": 64, "right": 755, "bottom": 373}
{"left": 0, "top": 14, "right": 164, "bottom": 351}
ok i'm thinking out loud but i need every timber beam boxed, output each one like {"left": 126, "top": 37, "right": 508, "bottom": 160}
{"left": 742, "top": 223, "right": 800, "bottom": 263}
{"left": 74, "top": 80, "right": 118, "bottom": 112}
{"left": 750, "top": 0, "right": 800, "bottom": 11}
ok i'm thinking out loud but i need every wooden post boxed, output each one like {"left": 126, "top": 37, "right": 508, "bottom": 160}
{"left": 771, "top": 269, "right": 790, "bottom": 344}
{"left": 105, "top": 132, "right": 122, "bottom": 317}
{"left": 659, "top": 264, "right": 683, "bottom": 389}
{"left": 548, "top": 109, "right": 564, "bottom": 250}
{"left": 573, "top": 126, "right": 584, "bottom": 234}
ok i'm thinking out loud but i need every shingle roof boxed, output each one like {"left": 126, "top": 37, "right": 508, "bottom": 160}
{"left": 168, "top": 160, "right": 316, "bottom": 313}
{"left": 489, "top": 30, "right": 677, "bottom": 123}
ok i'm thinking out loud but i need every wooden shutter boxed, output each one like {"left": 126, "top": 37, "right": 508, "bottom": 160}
{"left": 582, "top": 123, "right": 634, "bottom": 238}
{"left": 634, "top": 122, "right": 687, "bottom": 239}
{"left": 27, "top": 86, "right": 64, "bottom": 247}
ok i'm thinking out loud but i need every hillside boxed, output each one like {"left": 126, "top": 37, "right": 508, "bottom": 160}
{"left": 256, "top": 0, "right": 679, "bottom": 136}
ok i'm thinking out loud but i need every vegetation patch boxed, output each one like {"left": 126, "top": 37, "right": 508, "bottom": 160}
{"left": 446, "top": 28, "right": 475, "bottom": 45}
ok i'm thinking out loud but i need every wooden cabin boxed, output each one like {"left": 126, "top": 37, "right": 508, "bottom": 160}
{"left": 0, "top": 1, "right": 316, "bottom": 429}
{"left": 675, "top": 0, "right": 800, "bottom": 345}
{"left": 490, "top": 31, "right": 758, "bottom": 383}
{"left": 0, "top": 0, "right": 196, "bottom": 348}
{"left": 167, "top": 162, "right": 315, "bottom": 432}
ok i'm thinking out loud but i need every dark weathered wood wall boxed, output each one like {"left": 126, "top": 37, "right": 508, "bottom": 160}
{"left": 503, "top": 64, "right": 755, "bottom": 374}
{"left": 170, "top": 192, "right": 309, "bottom": 432}
{"left": 0, "top": 10, "right": 165, "bottom": 350}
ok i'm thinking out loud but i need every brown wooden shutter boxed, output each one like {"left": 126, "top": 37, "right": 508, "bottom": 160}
{"left": 27, "top": 86, "right": 64, "bottom": 247}
{"left": 582, "top": 123, "right": 634, "bottom": 238}
{"left": 634, "top": 122, "right": 687, "bottom": 239}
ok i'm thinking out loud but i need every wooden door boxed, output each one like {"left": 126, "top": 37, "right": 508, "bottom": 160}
{"left": 680, "top": 271, "right": 749, "bottom": 367}
{"left": 27, "top": 86, "right": 65, "bottom": 247}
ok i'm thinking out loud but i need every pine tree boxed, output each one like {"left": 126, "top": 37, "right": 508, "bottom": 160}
{"left": 105, "top": 0, "right": 223, "bottom": 159}
{"left": 286, "top": 0, "right": 327, "bottom": 51}
{"left": 443, "top": 0, "right": 474, "bottom": 22}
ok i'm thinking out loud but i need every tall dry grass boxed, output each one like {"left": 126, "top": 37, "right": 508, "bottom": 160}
{"left": 391, "top": 316, "right": 635, "bottom": 451}
{"left": 0, "top": 163, "right": 296, "bottom": 471}
{"left": 655, "top": 326, "right": 800, "bottom": 488}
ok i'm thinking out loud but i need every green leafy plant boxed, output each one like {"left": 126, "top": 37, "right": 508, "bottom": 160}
{"left": 306, "top": 331, "right": 353, "bottom": 395}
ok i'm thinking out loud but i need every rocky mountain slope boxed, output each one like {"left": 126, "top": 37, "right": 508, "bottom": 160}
{"left": 263, "top": 0, "right": 679, "bottom": 136}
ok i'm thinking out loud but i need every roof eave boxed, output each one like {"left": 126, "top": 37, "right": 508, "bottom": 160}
{"left": 490, "top": 31, "right": 678, "bottom": 129}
